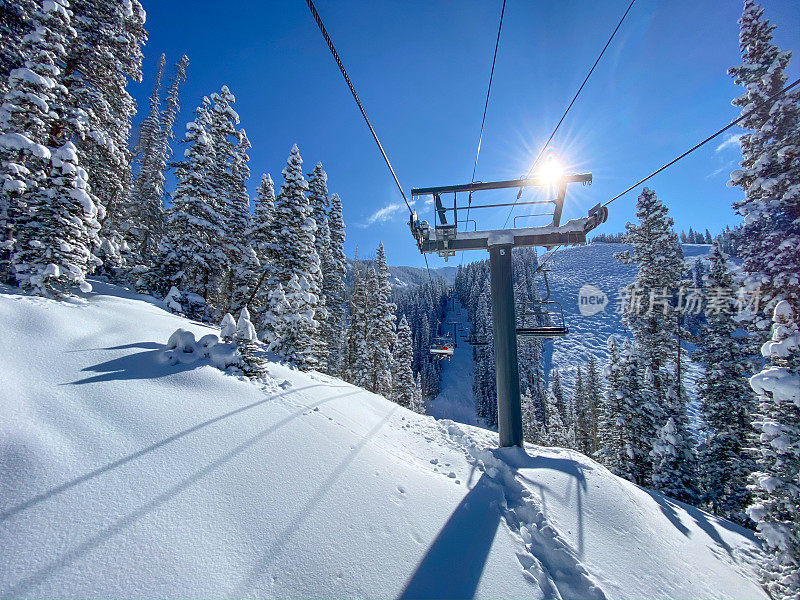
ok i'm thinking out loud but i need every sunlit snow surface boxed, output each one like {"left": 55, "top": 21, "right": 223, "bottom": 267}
{"left": 0, "top": 280, "right": 765, "bottom": 599}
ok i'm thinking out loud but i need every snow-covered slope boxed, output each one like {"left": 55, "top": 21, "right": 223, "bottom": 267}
{"left": 0, "top": 282, "right": 766, "bottom": 599}
{"left": 543, "top": 243, "right": 711, "bottom": 414}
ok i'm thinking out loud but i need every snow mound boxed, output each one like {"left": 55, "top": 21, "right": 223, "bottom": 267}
{"left": 0, "top": 281, "right": 766, "bottom": 599}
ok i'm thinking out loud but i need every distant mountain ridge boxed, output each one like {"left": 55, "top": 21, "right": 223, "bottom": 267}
{"left": 345, "top": 258, "right": 455, "bottom": 288}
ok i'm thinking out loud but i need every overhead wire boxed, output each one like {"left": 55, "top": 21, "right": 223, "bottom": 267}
{"left": 503, "top": 0, "right": 637, "bottom": 227}
{"left": 469, "top": 0, "right": 508, "bottom": 186}
{"left": 602, "top": 78, "right": 799, "bottom": 208}
{"left": 462, "top": 0, "right": 508, "bottom": 268}
{"left": 304, "top": 0, "right": 436, "bottom": 286}
{"left": 304, "top": 0, "right": 412, "bottom": 214}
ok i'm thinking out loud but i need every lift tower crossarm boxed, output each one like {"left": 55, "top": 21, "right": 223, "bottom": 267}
{"left": 411, "top": 174, "right": 592, "bottom": 197}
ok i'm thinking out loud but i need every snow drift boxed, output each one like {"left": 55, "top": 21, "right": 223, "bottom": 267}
{"left": 0, "top": 281, "right": 766, "bottom": 599}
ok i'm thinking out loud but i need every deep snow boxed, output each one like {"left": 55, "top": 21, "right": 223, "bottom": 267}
{"left": 0, "top": 281, "right": 766, "bottom": 599}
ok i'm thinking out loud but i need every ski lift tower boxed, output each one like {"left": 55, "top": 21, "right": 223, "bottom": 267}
{"left": 409, "top": 174, "right": 607, "bottom": 447}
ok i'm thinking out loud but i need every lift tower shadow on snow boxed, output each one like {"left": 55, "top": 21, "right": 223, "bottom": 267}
{"left": 409, "top": 175, "right": 607, "bottom": 447}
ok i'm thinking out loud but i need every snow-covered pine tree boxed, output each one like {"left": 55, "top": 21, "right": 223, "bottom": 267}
{"left": 129, "top": 54, "right": 188, "bottom": 269}
{"left": 650, "top": 375, "right": 699, "bottom": 504}
{"left": 747, "top": 301, "right": 799, "bottom": 599}
{"left": 206, "top": 86, "right": 241, "bottom": 310}
{"left": 729, "top": 9, "right": 799, "bottom": 591}
{"left": 406, "top": 372, "right": 425, "bottom": 415}
{"left": 324, "top": 192, "right": 347, "bottom": 375}
{"left": 251, "top": 173, "right": 276, "bottom": 266}
{"left": 472, "top": 277, "right": 497, "bottom": 427}
{"left": 573, "top": 366, "right": 592, "bottom": 455}
{"left": 270, "top": 273, "right": 318, "bottom": 370}
{"left": 514, "top": 252, "right": 547, "bottom": 427}
{"left": 227, "top": 130, "right": 258, "bottom": 315}
{"left": 260, "top": 282, "right": 286, "bottom": 350}
{"left": 549, "top": 369, "right": 569, "bottom": 429}
{"left": 728, "top": 0, "right": 799, "bottom": 328}
{"left": 544, "top": 376, "right": 571, "bottom": 449}
{"left": 585, "top": 354, "right": 602, "bottom": 454}
{"left": 694, "top": 242, "right": 756, "bottom": 523}
{"left": 0, "top": 0, "right": 36, "bottom": 100}
{"left": 368, "top": 242, "right": 397, "bottom": 397}
{"left": 220, "top": 312, "right": 236, "bottom": 342}
{"left": 1, "top": 0, "right": 70, "bottom": 281}
{"left": 234, "top": 306, "right": 266, "bottom": 378}
{"left": 246, "top": 173, "right": 277, "bottom": 330}
{"left": 306, "top": 162, "right": 329, "bottom": 283}
{"left": 521, "top": 391, "right": 544, "bottom": 445}
{"left": 597, "top": 338, "right": 650, "bottom": 483}
{"left": 157, "top": 98, "right": 220, "bottom": 312}
{"left": 306, "top": 162, "right": 331, "bottom": 370}
{"left": 391, "top": 314, "right": 415, "bottom": 408}
{"left": 271, "top": 144, "right": 322, "bottom": 368}
{"left": 616, "top": 187, "right": 685, "bottom": 391}
{"left": 127, "top": 53, "right": 165, "bottom": 265}
{"left": 158, "top": 54, "right": 189, "bottom": 171}
{"left": 596, "top": 337, "right": 626, "bottom": 471}
{"left": 64, "top": 0, "right": 146, "bottom": 264}
{"left": 615, "top": 187, "right": 689, "bottom": 484}
{"left": 344, "top": 258, "right": 371, "bottom": 388}
{"left": 2, "top": 0, "right": 101, "bottom": 295}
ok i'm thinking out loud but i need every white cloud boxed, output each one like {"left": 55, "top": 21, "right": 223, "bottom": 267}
{"left": 706, "top": 165, "right": 728, "bottom": 179}
{"left": 360, "top": 201, "right": 414, "bottom": 227}
{"left": 715, "top": 133, "right": 742, "bottom": 153}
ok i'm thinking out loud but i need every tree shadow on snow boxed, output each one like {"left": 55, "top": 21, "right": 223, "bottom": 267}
{"left": 65, "top": 342, "right": 164, "bottom": 353}
{"left": 1, "top": 389, "right": 361, "bottom": 597}
{"left": 641, "top": 488, "right": 740, "bottom": 557}
{"left": 0, "top": 383, "right": 344, "bottom": 523}
{"left": 399, "top": 472, "right": 503, "bottom": 600}
{"left": 66, "top": 344, "right": 202, "bottom": 384}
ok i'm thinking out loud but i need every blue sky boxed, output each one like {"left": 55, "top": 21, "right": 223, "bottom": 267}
{"left": 133, "top": 0, "right": 799, "bottom": 267}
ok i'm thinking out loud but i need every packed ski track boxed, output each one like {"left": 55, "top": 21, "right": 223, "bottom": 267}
{"left": 430, "top": 299, "right": 479, "bottom": 426}
{"left": 0, "top": 281, "right": 767, "bottom": 599}
{"left": 543, "top": 242, "right": 713, "bottom": 424}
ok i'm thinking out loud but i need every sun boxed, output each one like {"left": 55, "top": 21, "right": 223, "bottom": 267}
{"left": 536, "top": 156, "right": 565, "bottom": 185}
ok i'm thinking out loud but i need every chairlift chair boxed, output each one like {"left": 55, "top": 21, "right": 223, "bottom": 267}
{"left": 516, "top": 301, "right": 568, "bottom": 338}
{"left": 516, "top": 269, "right": 569, "bottom": 338}
{"left": 430, "top": 336, "right": 455, "bottom": 360}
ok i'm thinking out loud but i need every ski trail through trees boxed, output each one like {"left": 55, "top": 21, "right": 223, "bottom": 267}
{"left": 430, "top": 299, "right": 477, "bottom": 425}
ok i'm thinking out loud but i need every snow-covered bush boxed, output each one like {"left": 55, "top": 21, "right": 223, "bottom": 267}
{"left": 161, "top": 314, "right": 266, "bottom": 380}
{"left": 234, "top": 307, "right": 266, "bottom": 378}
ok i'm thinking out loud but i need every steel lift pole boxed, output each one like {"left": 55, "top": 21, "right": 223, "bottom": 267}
{"left": 409, "top": 175, "right": 606, "bottom": 448}
{"left": 489, "top": 245, "right": 524, "bottom": 447}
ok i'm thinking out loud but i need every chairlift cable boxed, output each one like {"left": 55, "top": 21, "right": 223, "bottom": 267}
{"left": 503, "top": 0, "right": 637, "bottom": 227}
{"left": 602, "top": 78, "right": 800, "bottom": 208}
{"left": 534, "top": 245, "right": 562, "bottom": 274}
{"left": 305, "top": 0, "right": 442, "bottom": 285}
{"left": 304, "top": 0, "right": 412, "bottom": 214}
{"left": 469, "top": 0, "right": 507, "bottom": 187}
{"left": 461, "top": 0, "right": 507, "bottom": 268}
